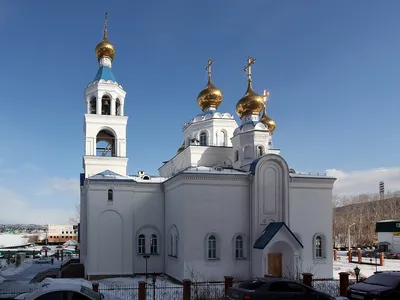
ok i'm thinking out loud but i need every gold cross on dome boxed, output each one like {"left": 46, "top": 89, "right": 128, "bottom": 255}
{"left": 103, "top": 12, "right": 108, "bottom": 40}
{"left": 206, "top": 59, "right": 214, "bottom": 78}
{"left": 244, "top": 56, "right": 256, "bottom": 82}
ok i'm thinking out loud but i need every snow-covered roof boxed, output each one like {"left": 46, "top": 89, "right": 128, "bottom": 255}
{"left": 182, "top": 166, "right": 248, "bottom": 175}
{"left": 88, "top": 170, "right": 134, "bottom": 182}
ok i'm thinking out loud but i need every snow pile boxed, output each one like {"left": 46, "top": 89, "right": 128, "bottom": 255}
{"left": 0, "top": 234, "right": 28, "bottom": 248}
{"left": 0, "top": 260, "right": 33, "bottom": 276}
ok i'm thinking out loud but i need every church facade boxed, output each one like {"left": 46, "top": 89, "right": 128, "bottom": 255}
{"left": 79, "top": 18, "right": 336, "bottom": 281}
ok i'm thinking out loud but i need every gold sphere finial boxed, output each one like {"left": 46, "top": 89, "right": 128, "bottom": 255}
{"left": 197, "top": 59, "right": 223, "bottom": 111}
{"left": 260, "top": 106, "right": 276, "bottom": 133}
{"left": 235, "top": 56, "right": 265, "bottom": 117}
{"left": 260, "top": 90, "right": 276, "bottom": 133}
{"left": 95, "top": 12, "right": 116, "bottom": 61}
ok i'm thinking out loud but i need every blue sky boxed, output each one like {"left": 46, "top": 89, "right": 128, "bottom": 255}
{"left": 0, "top": 0, "right": 399, "bottom": 223}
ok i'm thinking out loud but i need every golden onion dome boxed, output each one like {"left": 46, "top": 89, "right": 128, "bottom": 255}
{"left": 177, "top": 142, "right": 185, "bottom": 154}
{"left": 235, "top": 81, "right": 265, "bottom": 118}
{"left": 260, "top": 107, "right": 276, "bottom": 133}
{"left": 95, "top": 39, "right": 115, "bottom": 61}
{"left": 197, "top": 77, "right": 223, "bottom": 111}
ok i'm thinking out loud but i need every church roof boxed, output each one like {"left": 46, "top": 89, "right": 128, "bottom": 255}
{"left": 93, "top": 66, "right": 117, "bottom": 82}
{"left": 88, "top": 169, "right": 134, "bottom": 182}
{"left": 183, "top": 166, "right": 247, "bottom": 175}
{"left": 253, "top": 222, "right": 303, "bottom": 250}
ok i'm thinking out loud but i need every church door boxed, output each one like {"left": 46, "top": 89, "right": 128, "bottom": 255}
{"left": 267, "top": 253, "right": 282, "bottom": 278}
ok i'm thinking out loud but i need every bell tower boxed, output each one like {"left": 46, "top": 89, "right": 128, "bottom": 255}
{"left": 82, "top": 13, "right": 128, "bottom": 177}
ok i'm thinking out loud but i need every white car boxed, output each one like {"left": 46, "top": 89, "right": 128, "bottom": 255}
{"left": 14, "top": 283, "right": 121, "bottom": 300}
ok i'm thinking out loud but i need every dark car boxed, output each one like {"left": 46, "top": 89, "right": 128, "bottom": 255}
{"left": 348, "top": 271, "right": 400, "bottom": 300}
{"left": 227, "top": 277, "right": 335, "bottom": 300}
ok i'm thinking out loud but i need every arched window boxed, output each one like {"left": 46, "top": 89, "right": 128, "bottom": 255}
{"left": 234, "top": 150, "right": 239, "bottom": 162}
{"left": 235, "top": 235, "right": 244, "bottom": 259}
{"left": 199, "top": 132, "right": 207, "bottom": 146}
{"left": 217, "top": 130, "right": 227, "bottom": 146}
{"left": 90, "top": 97, "right": 96, "bottom": 114}
{"left": 138, "top": 234, "right": 145, "bottom": 254}
{"left": 150, "top": 234, "right": 158, "bottom": 254}
{"left": 107, "top": 189, "right": 113, "bottom": 203}
{"left": 313, "top": 234, "right": 326, "bottom": 259}
{"left": 116, "top": 98, "right": 121, "bottom": 116}
{"left": 169, "top": 234, "right": 173, "bottom": 256}
{"left": 207, "top": 235, "right": 217, "bottom": 259}
{"left": 315, "top": 236, "right": 322, "bottom": 258}
{"left": 175, "top": 235, "right": 179, "bottom": 257}
{"left": 257, "top": 145, "right": 264, "bottom": 158}
{"left": 101, "top": 95, "right": 111, "bottom": 115}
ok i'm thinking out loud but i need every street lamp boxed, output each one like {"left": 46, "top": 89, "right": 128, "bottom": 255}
{"left": 143, "top": 255, "right": 150, "bottom": 279}
{"left": 354, "top": 266, "right": 360, "bottom": 283}
{"left": 348, "top": 223, "right": 356, "bottom": 252}
{"left": 151, "top": 272, "right": 157, "bottom": 300}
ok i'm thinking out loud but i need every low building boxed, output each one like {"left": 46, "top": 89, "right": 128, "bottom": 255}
{"left": 47, "top": 225, "right": 78, "bottom": 244}
{"left": 375, "top": 220, "right": 400, "bottom": 253}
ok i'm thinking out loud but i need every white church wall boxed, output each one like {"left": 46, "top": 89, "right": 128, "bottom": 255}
{"left": 83, "top": 181, "right": 164, "bottom": 277}
{"left": 179, "top": 175, "right": 251, "bottom": 280}
{"left": 159, "top": 146, "right": 233, "bottom": 178}
{"left": 164, "top": 177, "right": 186, "bottom": 280}
{"left": 132, "top": 184, "right": 165, "bottom": 274}
{"left": 289, "top": 176, "right": 336, "bottom": 279}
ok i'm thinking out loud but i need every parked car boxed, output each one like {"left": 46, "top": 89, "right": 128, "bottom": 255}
{"left": 347, "top": 271, "right": 400, "bottom": 300}
{"left": 13, "top": 283, "right": 122, "bottom": 300}
{"left": 227, "top": 277, "right": 335, "bottom": 300}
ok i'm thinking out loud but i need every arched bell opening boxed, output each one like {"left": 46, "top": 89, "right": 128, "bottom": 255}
{"left": 96, "top": 129, "right": 116, "bottom": 157}
{"left": 116, "top": 98, "right": 121, "bottom": 116}
{"left": 90, "top": 97, "right": 97, "bottom": 114}
{"left": 102, "top": 95, "right": 111, "bottom": 115}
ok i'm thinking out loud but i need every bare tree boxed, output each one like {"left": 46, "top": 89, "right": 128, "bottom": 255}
{"left": 333, "top": 191, "right": 400, "bottom": 248}
{"left": 69, "top": 203, "right": 80, "bottom": 224}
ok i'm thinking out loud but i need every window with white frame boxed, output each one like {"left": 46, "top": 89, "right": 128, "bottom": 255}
{"left": 315, "top": 236, "right": 322, "bottom": 258}
{"left": 312, "top": 234, "right": 326, "bottom": 259}
{"left": 207, "top": 235, "right": 217, "bottom": 259}
{"left": 235, "top": 235, "right": 244, "bottom": 259}
{"left": 150, "top": 234, "right": 158, "bottom": 254}
{"left": 138, "top": 234, "right": 145, "bottom": 254}
{"left": 200, "top": 132, "right": 207, "bottom": 146}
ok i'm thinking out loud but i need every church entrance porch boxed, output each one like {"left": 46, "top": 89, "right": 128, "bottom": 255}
{"left": 253, "top": 222, "right": 303, "bottom": 278}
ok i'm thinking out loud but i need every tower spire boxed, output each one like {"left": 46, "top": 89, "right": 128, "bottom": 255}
{"left": 244, "top": 56, "right": 256, "bottom": 82}
{"left": 103, "top": 12, "right": 108, "bottom": 40}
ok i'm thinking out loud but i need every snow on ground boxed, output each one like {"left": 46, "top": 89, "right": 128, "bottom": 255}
{"left": 334, "top": 251, "right": 400, "bottom": 280}
{"left": 0, "top": 234, "right": 28, "bottom": 248}
{"left": 0, "top": 258, "right": 62, "bottom": 284}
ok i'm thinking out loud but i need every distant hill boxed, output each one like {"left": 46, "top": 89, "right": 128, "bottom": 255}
{"left": 333, "top": 194, "right": 400, "bottom": 247}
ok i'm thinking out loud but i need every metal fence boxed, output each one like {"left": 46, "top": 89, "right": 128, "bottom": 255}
{"left": 147, "top": 283, "right": 183, "bottom": 300}
{"left": 97, "top": 280, "right": 229, "bottom": 300}
{"left": 191, "top": 281, "right": 225, "bottom": 300}
{"left": 99, "top": 283, "right": 139, "bottom": 300}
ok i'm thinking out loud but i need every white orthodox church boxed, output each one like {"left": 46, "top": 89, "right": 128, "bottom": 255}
{"left": 79, "top": 17, "right": 336, "bottom": 281}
